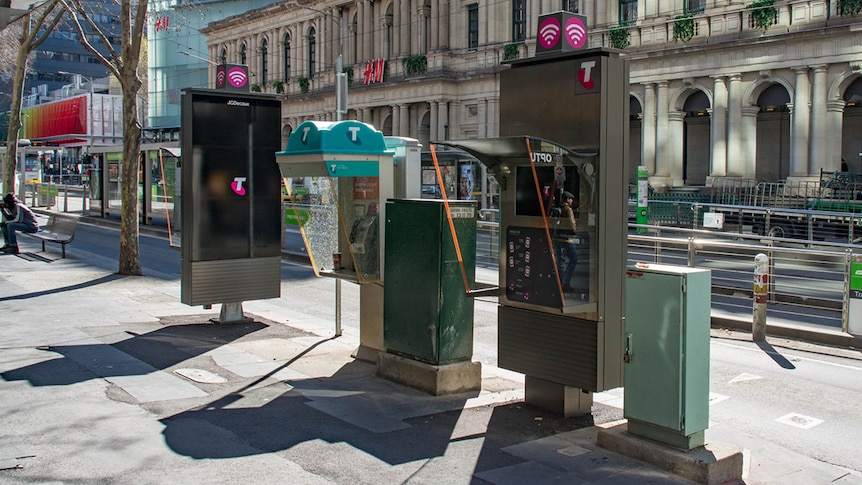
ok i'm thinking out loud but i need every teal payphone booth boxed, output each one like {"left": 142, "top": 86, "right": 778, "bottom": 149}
{"left": 275, "top": 121, "right": 422, "bottom": 361}
{"left": 276, "top": 120, "right": 393, "bottom": 360}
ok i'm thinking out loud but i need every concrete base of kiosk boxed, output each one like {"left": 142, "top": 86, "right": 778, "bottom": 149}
{"left": 597, "top": 423, "right": 743, "bottom": 485}
{"left": 354, "top": 284, "right": 385, "bottom": 363}
{"left": 525, "top": 376, "right": 593, "bottom": 417}
{"left": 377, "top": 352, "right": 482, "bottom": 396}
{"left": 212, "top": 302, "right": 252, "bottom": 324}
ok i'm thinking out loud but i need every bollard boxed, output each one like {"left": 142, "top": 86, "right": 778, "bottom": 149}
{"left": 753, "top": 253, "right": 768, "bottom": 341}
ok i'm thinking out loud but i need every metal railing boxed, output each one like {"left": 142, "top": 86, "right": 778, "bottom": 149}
{"left": 475, "top": 221, "right": 855, "bottom": 334}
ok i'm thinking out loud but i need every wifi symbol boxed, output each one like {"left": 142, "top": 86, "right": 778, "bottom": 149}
{"left": 216, "top": 69, "right": 226, "bottom": 87}
{"left": 538, "top": 18, "right": 561, "bottom": 49}
{"left": 565, "top": 18, "right": 587, "bottom": 49}
{"left": 227, "top": 67, "right": 248, "bottom": 88}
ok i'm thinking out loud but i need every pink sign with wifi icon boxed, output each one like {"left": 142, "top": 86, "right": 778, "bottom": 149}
{"left": 565, "top": 17, "right": 587, "bottom": 49}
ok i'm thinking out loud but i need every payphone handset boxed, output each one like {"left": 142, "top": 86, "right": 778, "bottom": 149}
{"left": 350, "top": 214, "right": 378, "bottom": 255}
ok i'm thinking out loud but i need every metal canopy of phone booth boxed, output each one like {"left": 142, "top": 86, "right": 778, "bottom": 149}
{"left": 275, "top": 120, "right": 395, "bottom": 361}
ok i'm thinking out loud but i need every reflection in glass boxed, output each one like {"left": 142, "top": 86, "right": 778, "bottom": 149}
{"left": 506, "top": 140, "right": 598, "bottom": 316}
{"left": 284, "top": 175, "right": 381, "bottom": 283}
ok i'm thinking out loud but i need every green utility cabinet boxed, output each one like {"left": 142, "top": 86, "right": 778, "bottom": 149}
{"left": 383, "top": 199, "right": 477, "bottom": 365}
{"left": 624, "top": 264, "right": 711, "bottom": 449}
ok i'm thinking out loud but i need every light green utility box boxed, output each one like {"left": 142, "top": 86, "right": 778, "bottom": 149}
{"left": 383, "top": 199, "right": 476, "bottom": 365}
{"left": 624, "top": 264, "right": 711, "bottom": 450}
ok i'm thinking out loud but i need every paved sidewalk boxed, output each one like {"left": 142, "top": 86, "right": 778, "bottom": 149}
{"left": 1, "top": 232, "right": 861, "bottom": 483}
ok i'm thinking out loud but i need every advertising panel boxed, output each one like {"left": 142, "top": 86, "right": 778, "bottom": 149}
{"left": 180, "top": 89, "right": 282, "bottom": 306}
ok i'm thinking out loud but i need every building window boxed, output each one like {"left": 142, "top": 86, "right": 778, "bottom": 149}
{"left": 563, "top": 0, "right": 579, "bottom": 12}
{"left": 468, "top": 4, "right": 479, "bottom": 49}
{"left": 620, "top": 0, "right": 637, "bottom": 24}
{"left": 685, "top": 0, "right": 705, "bottom": 13}
{"left": 240, "top": 43, "right": 247, "bottom": 65}
{"left": 307, "top": 28, "right": 316, "bottom": 78}
{"left": 283, "top": 34, "right": 291, "bottom": 81}
{"left": 220, "top": 48, "right": 226, "bottom": 65}
{"left": 260, "top": 38, "right": 268, "bottom": 85}
{"left": 512, "top": 0, "right": 527, "bottom": 41}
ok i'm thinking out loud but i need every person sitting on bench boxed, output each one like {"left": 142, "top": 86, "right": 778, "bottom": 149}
{"left": 1, "top": 193, "right": 38, "bottom": 255}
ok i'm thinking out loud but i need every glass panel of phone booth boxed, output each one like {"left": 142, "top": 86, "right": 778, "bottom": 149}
{"left": 284, "top": 175, "right": 381, "bottom": 282}
{"left": 504, "top": 147, "right": 598, "bottom": 318}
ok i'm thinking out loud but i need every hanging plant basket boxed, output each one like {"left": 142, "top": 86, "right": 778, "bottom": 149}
{"left": 503, "top": 43, "right": 522, "bottom": 61}
{"left": 838, "top": 0, "right": 862, "bottom": 16}
{"left": 673, "top": 14, "right": 695, "bottom": 43}
{"left": 747, "top": 0, "right": 777, "bottom": 32}
{"left": 402, "top": 55, "right": 427, "bottom": 76}
{"left": 297, "top": 77, "right": 309, "bottom": 93}
{"left": 609, "top": 25, "right": 630, "bottom": 50}
{"left": 271, "top": 80, "right": 284, "bottom": 94}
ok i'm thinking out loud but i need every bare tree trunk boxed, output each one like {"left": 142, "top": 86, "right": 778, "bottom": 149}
{"left": 2, "top": 17, "right": 30, "bottom": 194}
{"left": 118, "top": 81, "right": 142, "bottom": 275}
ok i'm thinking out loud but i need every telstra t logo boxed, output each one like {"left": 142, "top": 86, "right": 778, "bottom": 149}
{"left": 231, "top": 177, "right": 247, "bottom": 196}
{"left": 578, "top": 60, "right": 596, "bottom": 90}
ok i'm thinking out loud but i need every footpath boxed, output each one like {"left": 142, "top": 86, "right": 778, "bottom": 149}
{"left": 0, "top": 206, "right": 859, "bottom": 483}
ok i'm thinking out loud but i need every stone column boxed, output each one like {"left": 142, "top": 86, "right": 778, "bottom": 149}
{"left": 668, "top": 111, "right": 686, "bottom": 185}
{"left": 791, "top": 66, "right": 810, "bottom": 177}
{"left": 809, "top": 65, "right": 828, "bottom": 174}
{"left": 392, "top": 104, "right": 401, "bottom": 136}
{"left": 740, "top": 106, "right": 760, "bottom": 178}
{"left": 438, "top": 0, "right": 449, "bottom": 50}
{"left": 430, "top": 0, "right": 439, "bottom": 50}
{"left": 655, "top": 81, "right": 669, "bottom": 179}
{"left": 726, "top": 73, "right": 743, "bottom": 176}
{"left": 710, "top": 75, "right": 728, "bottom": 177}
{"left": 438, "top": 100, "right": 449, "bottom": 141}
{"left": 642, "top": 83, "right": 657, "bottom": 175}
{"left": 364, "top": 1, "right": 374, "bottom": 62}
{"left": 392, "top": 0, "right": 401, "bottom": 59}
{"left": 400, "top": 0, "right": 411, "bottom": 57}
{"left": 429, "top": 101, "right": 439, "bottom": 140}
{"left": 827, "top": 100, "right": 845, "bottom": 171}
{"left": 447, "top": 100, "right": 459, "bottom": 139}
{"left": 399, "top": 104, "right": 410, "bottom": 136}
{"left": 487, "top": 97, "right": 499, "bottom": 137}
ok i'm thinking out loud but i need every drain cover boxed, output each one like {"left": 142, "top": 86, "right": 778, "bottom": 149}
{"left": 174, "top": 368, "right": 227, "bottom": 384}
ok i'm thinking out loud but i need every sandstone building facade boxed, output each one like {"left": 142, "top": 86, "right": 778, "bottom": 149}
{"left": 201, "top": 0, "right": 862, "bottom": 187}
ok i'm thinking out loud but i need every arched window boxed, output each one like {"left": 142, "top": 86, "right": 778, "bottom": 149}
{"left": 307, "top": 27, "right": 316, "bottom": 78}
{"left": 220, "top": 48, "right": 226, "bottom": 65}
{"left": 260, "top": 38, "right": 268, "bottom": 85}
{"left": 240, "top": 43, "right": 247, "bottom": 65}
{"left": 283, "top": 33, "right": 291, "bottom": 81}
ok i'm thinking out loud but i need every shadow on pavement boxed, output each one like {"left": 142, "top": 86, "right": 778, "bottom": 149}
{"left": 756, "top": 340, "right": 797, "bottom": 369}
{"left": 0, "top": 274, "right": 125, "bottom": 302}
{"left": 0, "top": 319, "right": 269, "bottom": 386}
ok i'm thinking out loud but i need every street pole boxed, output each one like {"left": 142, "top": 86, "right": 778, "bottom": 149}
{"left": 292, "top": 2, "right": 348, "bottom": 337}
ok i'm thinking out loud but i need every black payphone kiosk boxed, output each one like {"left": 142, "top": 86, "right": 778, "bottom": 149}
{"left": 435, "top": 47, "right": 629, "bottom": 416}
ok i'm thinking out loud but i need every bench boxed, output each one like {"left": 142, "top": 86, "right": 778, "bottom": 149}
{"left": 24, "top": 214, "right": 79, "bottom": 258}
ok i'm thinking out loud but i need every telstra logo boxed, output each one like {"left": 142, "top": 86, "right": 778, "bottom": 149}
{"left": 231, "top": 177, "right": 247, "bottom": 196}
{"left": 578, "top": 60, "right": 596, "bottom": 90}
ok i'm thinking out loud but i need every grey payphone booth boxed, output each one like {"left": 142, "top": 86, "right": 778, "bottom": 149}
{"left": 435, "top": 48, "right": 628, "bottom": 416}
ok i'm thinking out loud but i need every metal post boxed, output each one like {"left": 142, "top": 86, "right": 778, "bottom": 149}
{"left": 753, "top": 253, "right": 769, "bottom": 341}
{"left": 843, "top": 248, "right": 851, "bottom": 334}
{"left": 335, "top": 279, "right": 342, "bottom": 337}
